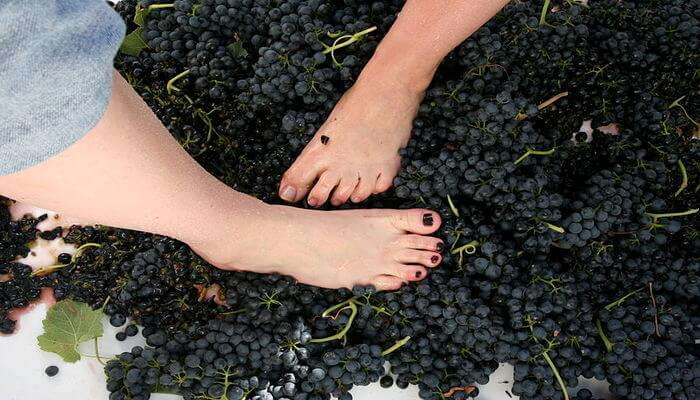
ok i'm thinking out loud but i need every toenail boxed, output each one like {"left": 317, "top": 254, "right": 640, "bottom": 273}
{"left": 320, "top": 135, "right": 330, "bottom": 145}
{"left": 415, "top": 271, "right": 422, "bottom": 278}
{"left": 281, "top": 186, "right": 296, "bottom": 201}
{"left": 431, "top": 255, "right": 439, "bottom": 264}
{"left": 423, "top": 213, "right": 434, "bottom": 226}
{"left": 436, "top": 242, "right": 444, "bottom": 252}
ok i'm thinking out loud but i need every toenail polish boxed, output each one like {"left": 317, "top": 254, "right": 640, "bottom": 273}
{"left": 320, "top": 135, "right": 330, "bottom": 145}
{"left": 423, "top": 213, "right": 434, "bottom": 226}
{"left": 281, "top": 186, "right": 296, "bottom": 201}
{"left": 431, "top": 255, "right": 439, "bottom": 264}
{"left": 415, "top": 271, "right": 422, "bottom": 278}
{"left": 436, "top": 242, "right": 444, "bottom": 252}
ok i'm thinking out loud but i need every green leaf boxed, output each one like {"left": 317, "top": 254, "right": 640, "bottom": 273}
{"left": 37, "top": 300, "right": 104, "bottom": 363}
{"left": 226, "top": 41, "right": 249, "bottom": 59}
{"left": 133, "top": 6, "right": 150, "bottom": 27}
{"left": 120, "top": 28, "right": 148, "bottom": 56}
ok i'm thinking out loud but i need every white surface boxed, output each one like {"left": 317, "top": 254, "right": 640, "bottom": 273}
{"left": 1, "top": 204, "right": 611, "bottom": 400}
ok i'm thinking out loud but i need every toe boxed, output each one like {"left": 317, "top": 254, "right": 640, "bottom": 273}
{"left": 330, "top": 173, "right": 359, "bottom": 206}
{"left": 395, "top": 249, "right": 442, "bottom": 268}
{"left": 399, "top": 265, "right": 429, "bottom": 281}
{"left": 373, "top": 170, "right": 394, "bottom": 194}
{"left": 389, "top": 209, "right": 442, "bottom": 234}
{"left": 307, "top": 170, "right": 340, "bottom": 207}
{"left": 371, "top": 275, "right": 404, "bottom": 291}
{"left": 397, "top": 235, "right": 444, "bottom": 252}
{"left": 350, "top": 170, "right": 376, "bottom": 203}
{"left": 280, "top": 157, "right": 324, "bottom": 202}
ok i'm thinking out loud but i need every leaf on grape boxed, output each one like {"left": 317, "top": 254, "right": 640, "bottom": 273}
{"left": 37, "top": 299, "right": 104, "bottom": 363}
{"left": 133, "top": 6, "right": 151, "bottom": 27}
{"left": 120, "top": 28, "right": 148, "bottom": 57}
{"left": 227, "top": 41, "right": 248, "bottom": 59}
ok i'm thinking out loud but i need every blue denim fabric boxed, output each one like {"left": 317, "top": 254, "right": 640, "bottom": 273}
{"left": 0, "top": 0, "right": 125, "bottom": 175}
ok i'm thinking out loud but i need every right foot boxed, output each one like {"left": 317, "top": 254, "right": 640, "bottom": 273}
{"left": 193, "top": 206, "right": 444, "bottom": 290}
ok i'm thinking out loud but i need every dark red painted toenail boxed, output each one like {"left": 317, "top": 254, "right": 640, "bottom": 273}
{"left": 431, "top": 255, "right": 439, "bottom": 263}
{"left": 436, "top": 242, "right": 444, "bottom": 252}
{"left": 423, "top": 213, "right": 434, "bottom": 226}
{"left": 320, "top": 135, "right": 330, "bottom": 145}
{"left": 415, "top": 271, "right": 422, "bottom": 278}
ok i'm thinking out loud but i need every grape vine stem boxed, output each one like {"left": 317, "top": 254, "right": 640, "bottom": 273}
{"left": 542, "top": 351, "right": 569, "bottom": 400}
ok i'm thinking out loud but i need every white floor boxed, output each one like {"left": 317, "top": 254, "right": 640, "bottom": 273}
{"left": 0, "top": 204, "right": 611, "bottom": 400}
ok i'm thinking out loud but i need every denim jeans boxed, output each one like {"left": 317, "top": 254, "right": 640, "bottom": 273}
{"left": 0, "top": 0, "right": 125, "bottom": 175}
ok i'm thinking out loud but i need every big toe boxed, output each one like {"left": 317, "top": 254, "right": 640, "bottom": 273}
{"left": 388, "top": 209, "right": 442, "bottom": 235}
{"left": 370, "top": 275, "right": 404, "bottom": 291}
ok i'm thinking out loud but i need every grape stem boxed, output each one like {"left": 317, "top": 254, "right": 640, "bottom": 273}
{"left": 604, "top": 287, "right": 643, "bottom": 310}
{"left": 668, "top": 95, "right": 699, "bottom": 127}
{"left": 167, "top": 70, "right": 191, "bottom": 95}
{"left": 310, "top": 298, "right": 359, "bottom": 343}
{"left": 674, "top": 160, "right": 688, "bottom": 197}
{"left": 514, "top": 147, "right": 556, "bottom": 165}
{"left": 446, "top": 195, "right": 460, "bottom": 217}
{"left": 381, "top": 336, "right": 411, "bottom": 356}
{"left": 539, "top": 0, "right": 552, "bottom": 26}
{"left": 538, "top": 91, "right": 569, "bottom": 110}
{"left": 542, "top": 221, "right": 565, "bottom": 234}
{"left": 595, "top": 319, "right": 613, "bottom": 352}
{"left": 648, "top": 283, "right": 661, "bottom": 338}
{"left": 30, "top": 242, "right": 103, "bottom": 276}
{"left": 450, "top": 240, "right": 479, "bottom": 255}
{"left": 541, "top": 351, "right": 569, "bottom": 400}
{"left": 645, "top": 208, "right": 698, "bottom": 220}
{"left": 322, "top": 26, "right": 377, "bottom": 66}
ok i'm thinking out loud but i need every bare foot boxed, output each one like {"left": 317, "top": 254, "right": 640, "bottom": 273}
{"left": 278, "top": 73, "right": 424, "bottom": 207}
{"left": 192, "top": 205, "right": 444, "bottom": 290}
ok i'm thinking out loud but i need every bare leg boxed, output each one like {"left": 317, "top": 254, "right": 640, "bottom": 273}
{"left": 0, "top": 71, "right": 444, "bottom": 290}
{"left": 280, "top": 0, "right": 510, "bottom": 206}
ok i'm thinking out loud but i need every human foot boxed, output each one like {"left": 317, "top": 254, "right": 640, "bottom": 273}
{"left": 278, "top": 71, "right": 425, "bottom": 207}
{"left": 192, "top": 205, "right": 444, "bottom": 290}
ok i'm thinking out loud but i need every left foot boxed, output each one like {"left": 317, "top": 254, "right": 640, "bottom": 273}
{"left": 278, "top": 73, "right": 424, "bottom": 207}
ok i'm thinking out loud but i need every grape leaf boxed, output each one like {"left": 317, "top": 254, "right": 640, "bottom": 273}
{"left": 120, "top": 28, "right": 148, "bottom": 57}
{"left": 37, "top": 299, "right": 104, "bottom": 363}
{"left": 226, "top": 41, "right": 248, "bottom": 59}
{"left": 133, "top": 6, "right": 151, "bottom": 27}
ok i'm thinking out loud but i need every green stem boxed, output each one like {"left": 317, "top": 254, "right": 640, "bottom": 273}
{"left": 539, "top": 0, "right": 552, "bottom": 26}
{"left": 381, "top": 336, "right": 411, "bottom": 356}
{"left": 322, "top": 26, "right": 377, "bottom": 55}
{"left": 604, "top": 287, "right": 643, "bottom": 310}
{"left": 543, "top": 222, "right": 565, "bottom": 234}
{"left": 322, "top": 26, "right": 377, "bottom": 66}
{"left": 514, "top": 147, "right": 556, "bottom": 165}
{"left": 31, "top": 263, "right": 69, "bottom": 276}
{"left": 645, "top": 208, "right": 699, "bottom": 220}
{"left": 674, "top": 160, "right": 688, "bottom": 197}
{"left": 446, "top": 195, "right": 460, "bottom": 217}
{"left": 94, "top": 337, "right": 106, "bottom": 366}
{"left": 148, "top": 3, "right": 175, "bottom": 11}
{"left": 595, "top": 319, "right": 613, "bottom": 352}
{"left": 669, "top": 95, "right": 699, "bottom": 126}
{"left": 320, "top": 297, "right": 357, "bottom": 317}
{"left": 450, "top": 240, "right": 479, "bottom": 255}
{"left": 167, "top": 70, "right": 191, "bottom": 94}
{"left": 219, "top": 308, "right": 246, "bottom": 316}
{"left": 310, "top": 301, "right": 358, "bottom": 343}
{"left": 73, "top": 243, "right": 102, "bottom": 259}
{"left": 31, "top": 242, "right": 101, "bottom": 276}
{"left": 542, "top": 351, "right": 569, "bottom": 400}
